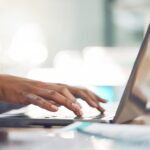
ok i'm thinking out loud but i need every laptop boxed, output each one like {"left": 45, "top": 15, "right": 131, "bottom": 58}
{"left": 0, "top": 24, "right": 150, "bottom": 127}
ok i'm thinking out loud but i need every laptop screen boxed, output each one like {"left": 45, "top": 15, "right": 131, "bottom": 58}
{"left": 113, "top": 25, "right": 150, "bottom": 123}
{"left": 131, "top": 26, "right": 150, "bottom": 110}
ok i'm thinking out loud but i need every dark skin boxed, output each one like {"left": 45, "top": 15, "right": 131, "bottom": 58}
{"left": 0, "top": 74, "right": 107, "bottom": 116}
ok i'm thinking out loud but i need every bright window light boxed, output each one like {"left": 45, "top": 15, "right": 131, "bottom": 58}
{"left": 8, "top": 23, "right": 48, "bottom": 66}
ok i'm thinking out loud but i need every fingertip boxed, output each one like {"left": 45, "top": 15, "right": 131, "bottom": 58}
{"left": 72, "top": 103, "right": 83, "bottom": 116}
{"left": 98, "top": 98, "right": 108, "bottom": 103}
{"left": 75, "top": 110, "right": 83, "bottom": 117}
{"left": 97, "top": 106, "right": 105, "bottom": 113}
{"left": 76, "top": 102, "right": 82, "bottom": 108}
{"left": 89, "top": 101, "right": 98, "bottom": 108}
{"left": 51, "top": 105, "right": 59, "bottom": 111}
{"left": 72, "top": 103, "right": 81, "bottom": 110}
{"left": 79, "top": 110, "right": 83, "bottom": 116}
{"left": 103, "top": 99, "right": 108, "bottom": 103}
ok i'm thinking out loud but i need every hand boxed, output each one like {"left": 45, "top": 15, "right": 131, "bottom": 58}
{"left": 0, "top": 75, "right": 107, "bottom": 116}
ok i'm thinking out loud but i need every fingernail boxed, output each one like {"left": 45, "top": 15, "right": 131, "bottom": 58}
{"left": 102, "top": 99, "right": 108, "bottom": 103}
{"left": 76, "top": 110, "right": 83, "bottom": 117}
{"left": 98, "top": 107, "right": 105, "bottom": 113}
{"left": 104, "top": 100, "right": 108, "bottom": 103}
{"left": 77, "top": 109, "right": 83, "bottom": 116}
{"left": 51, "top": 105, "right": 58, "bottom": 111}
{"left": 79, "top": 110, "right": 83, "bottom": 116}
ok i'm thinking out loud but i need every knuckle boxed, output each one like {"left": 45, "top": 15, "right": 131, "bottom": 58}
{"left": 65, "top": 100, "right": 72, "bottom": 107}
{"left": 48, "top": 90, "right": 57, "bottom": 96}
{"left": 18, "top": 90, "right": 25, "bottom": 97}
{"left": 21, "top": 84, "right": 34, "bottom": 94}
{"left": 38, "top": 99, "right": 44, "bottom": 105}
{"left": 35, "top": 96, "right": 42, "bottom": 101}
{"left": 83, "top": 89, "right": 89, "bottom": 93}
{"left": 21, "top": 91, "right": 29, "bottom": 99}
{"left": 60, "top": 87, "right": 68, "bottom": 93}
{"left": 22, "top": 93, "right": 39, "bottom": 102}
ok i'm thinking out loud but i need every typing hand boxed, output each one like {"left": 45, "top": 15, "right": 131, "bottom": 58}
{"left": 0, "top": 75, "right": 107, "bottom": 116}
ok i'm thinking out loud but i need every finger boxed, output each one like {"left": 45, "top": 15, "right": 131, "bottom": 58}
{"left": 59, "top": 87, "right": 82, "bottom": 108}
{"left": 22, "top": 93, "right": 58, "bottom": 112}
{"left": 76, "top": 91, "right": 105, "bottom": 113}
{"left": 77, "top": 91, "right": 99, "bottom": 108}
{"left": 38, "top": 81, "right": 77, "bottom": 104}
{"left": 49, "top": 100, "right": 61, "bottom": 107}
{"left": 47, "top": 84, "right": 78, "bottom": 105}
{"left": 97, "top": 105, "right": 105, "bottom": 113}
{"left": 93, "top": 94, "right": 108, "bottom": 103}
{"left": 83, "top": 89, "right": 107, "bottom": 103}
{"left": 49, "top": 91, "right": 82, "bottom": 116}
{"left": 33, "top": 88, "right": 82, "bottom": 116}
{"left": 32, "top": 86, "right": 75, "bottom": 105}
{"left": 84, "top": 91, "right": 106, "bottom": 111}
{"left": 30, "top": 87, "right": 61, "bottom": 106}
{"left": 82, "top": 90, "right": 105, "bottom": 113}
{"left": 59, "top": 87, "right": 76, "bottom": 103}
{"left": 68, "top": 86, "right": 107, "bottom": 103}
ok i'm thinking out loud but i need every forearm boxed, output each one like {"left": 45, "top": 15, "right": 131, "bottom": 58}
{"left": 0, "top": 74, "right": 16, "bottom": 101}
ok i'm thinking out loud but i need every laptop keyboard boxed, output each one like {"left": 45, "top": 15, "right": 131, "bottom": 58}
{"left": 0, "top": 103, "right": 117, "bottom": 122}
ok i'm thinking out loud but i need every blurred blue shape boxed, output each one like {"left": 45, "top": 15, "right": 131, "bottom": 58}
{"left": 94, "top": 86, "right": 115, "bottom": 104}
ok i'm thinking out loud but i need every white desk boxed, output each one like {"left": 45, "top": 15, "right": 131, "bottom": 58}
{"left": 0, "top": 115, "right": 150, "bottom": 150}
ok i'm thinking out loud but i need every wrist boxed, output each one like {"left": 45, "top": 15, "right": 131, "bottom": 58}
{"left": 0, "top": 75, "right": 7, "bottom": 100}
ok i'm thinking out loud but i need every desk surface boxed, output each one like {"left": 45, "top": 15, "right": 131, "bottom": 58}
{"left": 0, "top": 115, "right": 150, "bottom": 150}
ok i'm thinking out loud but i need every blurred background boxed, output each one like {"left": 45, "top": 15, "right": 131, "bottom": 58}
{"left": 0, "top": 0, "right": 149, "bottom": 104}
